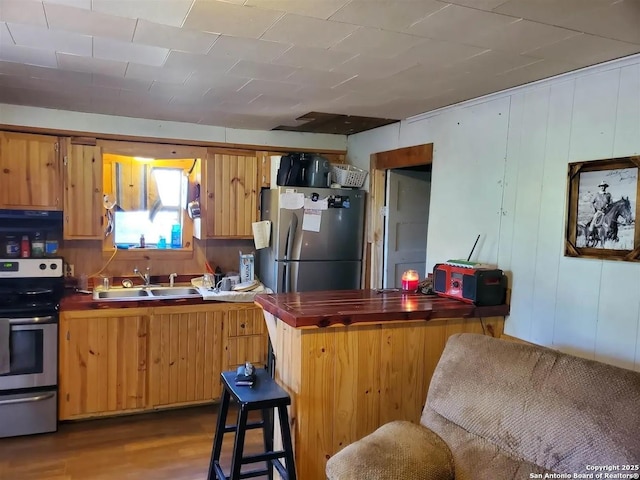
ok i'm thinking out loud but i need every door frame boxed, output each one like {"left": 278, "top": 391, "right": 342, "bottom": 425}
{"left": 364, "top": 144, "right": 433, "bottom": 289}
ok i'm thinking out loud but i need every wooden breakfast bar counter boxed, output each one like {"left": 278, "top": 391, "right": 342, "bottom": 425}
{"left": 254, "top": 290, "right": 509, "bottom": 480}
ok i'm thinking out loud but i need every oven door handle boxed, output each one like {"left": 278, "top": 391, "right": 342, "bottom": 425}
{"left": 0, "top": 316, "right": 55, "bottom": 325}
{"left": 0, "top": 392, "right": 55, "bottom": 406}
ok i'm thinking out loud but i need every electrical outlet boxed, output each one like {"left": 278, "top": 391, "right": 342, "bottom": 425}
{"left": 65, "top": 263, "right": 74, "bottom": 277}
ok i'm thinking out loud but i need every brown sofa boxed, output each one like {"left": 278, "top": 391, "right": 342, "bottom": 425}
{"left": 326, "top": 333, "right": 640, "bottom": 480}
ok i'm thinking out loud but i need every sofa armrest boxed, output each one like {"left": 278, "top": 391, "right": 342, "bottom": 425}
{"left": 326, "top": 420, "right": 454, "bottom": 480}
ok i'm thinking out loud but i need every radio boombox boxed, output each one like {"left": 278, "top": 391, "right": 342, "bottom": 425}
{"left": 433, "top": 262, "right": 506, "bottom": 306}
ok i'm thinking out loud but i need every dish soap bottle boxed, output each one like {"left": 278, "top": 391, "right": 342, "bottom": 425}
{"left": 139, "top": 234, "right": 146, "bottom": 248}
{"left": 170, "top": 224, "right": 181, "bottom": 249}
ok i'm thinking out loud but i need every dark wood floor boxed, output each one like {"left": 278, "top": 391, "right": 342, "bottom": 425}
{"left": 0, "top": 405, "right": 268, "bottom": 480}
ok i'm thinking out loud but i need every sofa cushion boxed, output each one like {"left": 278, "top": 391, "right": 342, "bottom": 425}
{"left": 423, "top": 334, "right": 640, "bottom": 474}
{"left": 326, "top": 420, "right": 454, "bottom": 480}
{"left": 422, "top": 407, "right": 553, "bottom": 480}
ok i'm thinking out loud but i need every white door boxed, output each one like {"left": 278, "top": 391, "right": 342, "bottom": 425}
{"left": 384, "top": 168, "right": 431, "bottom": 288}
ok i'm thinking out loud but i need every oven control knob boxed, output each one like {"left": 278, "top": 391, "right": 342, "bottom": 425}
{"left": 39, "top": 263, "right": 46, "bottom": 270}
{"left": 51, "top": 263, "right": 58, "bottom": 270}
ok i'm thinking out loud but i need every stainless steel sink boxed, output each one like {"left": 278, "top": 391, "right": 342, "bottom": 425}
{"left": 95, "top": 288, "right": 150, "bottom": 299}
{"left": 148, "top": 287, "right": 200, "bottom": 297}
{"left": 93, "top": 286, "right": 201, "bottom": 301}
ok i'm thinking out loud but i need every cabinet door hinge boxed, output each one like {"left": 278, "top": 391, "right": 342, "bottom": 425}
{"left": 63, "top": 155, "right": 68, "bottom": 166}
{"left": 55, "top": 142, "right": 59, "bottom": 153}
{"left": 66, "top": 330, "right": 70, "bottom": 341}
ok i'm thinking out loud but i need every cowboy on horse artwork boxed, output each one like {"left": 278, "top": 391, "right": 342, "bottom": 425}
{"left": 582, "top": 179, "right": 634, "bottom": 248}
{"left": 587, "top": 180, "right": 612, "bottom": 237}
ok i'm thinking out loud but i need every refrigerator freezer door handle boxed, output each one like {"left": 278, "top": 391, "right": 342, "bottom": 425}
{"left": 282, "top": 262, "right": 290, "bottom": 293}
{"left": 284, "top": 213, "right": 298, "bottom": 260}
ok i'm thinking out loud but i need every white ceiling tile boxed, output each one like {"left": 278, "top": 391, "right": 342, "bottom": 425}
{"left": 93, "top": 37, "right": 169, "bottom": 66}
{"left": 183, "top": 0, "right": 284, "bottom": 38}
{"left": 0, "top": 0, "right": 47, "bottom": 26}
{"left": 557, "top": 0, "right": 640, "bottom": 45}
{"left": 44, "top": 3, "right": 137, "bottom": 42}
{"left": 447, "top": 50, "right": 542, "bottom": 76}
{"left": 43, "top": 0, "right": 91, "bottom": 8}
{"left": 7, "top": 22, "right": 92, "bottom": 56}
{"left": 227, "top": 59, "right": 298, "bottom": 81}
{"left": 271, "top": 45, "right": 354, "bottom": 70}
{"left": 185, "top": 71, "right": 249, "bottom": 89}
{"left": 495, "top": 58, "right": 579, "bottom": 86}
{"left": 236, "top": 78, "right": 302, "bottom": 97}
{"left": 330, "top": 27, "right": 426, "bottom": 58}
{"left": 164, "top": 50, "right": 237, "bottom": 74}
{"left": 26, "top": 64, "right": 92, "bottom": 84}
{"left": 397, "top": 38, "right": 486, "bottom": 66}
{"left": 409, "top": 4, "right": 520, "bottom": 44}
{"left": 248, "top": 94, "right": 300, "bottom": 111}
{"left": 244, "top": 0, "right": 348, "bottom": 20}
{"left": 285, "top": 68, "right": 352, "bottom": 88}
{"left": 447, "top": 0, "right": 511, "bottom": 10}
{"left": 0, "top": 43, "right": 58, "bottom": 67}
{"left": 208, "top": 35, "right": 290, "bottom": 62}
{"left": 495, "top": 0, "right": 615, "bottom": 24}
{"left": 92, "top": 73, "right": 152, "bottom": 91}
{"left": 328, "top": 0, "right": 444, "bottom": 31}
{"left": 472, "top": 19, "right": 581, "bottom": 54}
{"left": 0, "top": 21, "right": 12, "bottom": 44}
{"left": 57, "top": 52, "right": 127, "bottom": 76}
{"left": 525, "top": 33, "right": 640, "bottom": 67}
{"left": 262, "top": 13, "right": 357, "bottom": 48}
{"left": 91, "top": 0, "right": 194, "bottom": 27}
{"left": 331, "top": 54, "right": 416, "bottom": 79}
{"left": 133, "top": 19, "right": 218, "bottom": 54}
{"left": 125, "top": 62, "right": 191, "bottom": 83}
{"left": 149, "top": 80, "right": 208, "bottom": 98}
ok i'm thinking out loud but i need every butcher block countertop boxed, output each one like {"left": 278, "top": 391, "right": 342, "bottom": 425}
{"left": 253, "top": 289, "right": 509, "bottom": 328}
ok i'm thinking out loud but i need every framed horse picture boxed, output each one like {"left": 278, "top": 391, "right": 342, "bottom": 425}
{"left": 565, "top": 156, "right": 640, "bottom": 262}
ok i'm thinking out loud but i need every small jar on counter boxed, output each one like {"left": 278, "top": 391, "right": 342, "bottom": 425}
{"left": 4, "top": 235, "right": 19, "bottom": 258}
{"left": 31, "top": 232, "right": 45, "bottom": 258}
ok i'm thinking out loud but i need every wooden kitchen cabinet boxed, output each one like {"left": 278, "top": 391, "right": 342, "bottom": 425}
{"left": 63, "top": 140, "right": 104, "bottom": 239}
{"left": 0, "top": 132, "right": 62, "bottom": 209}
{"left": 58, "top": 309, "right": 150, "bottom": 420}
{"left": 195, "top": 149, "right": 259, "bottom": 239}
{"left": 148, "top": 304, "right": 225, "bottom": 407}
{"left": 223, "top": 304, "right": 268, "bottom": 371}
{"left": 59, "top": 302, "right": 264, "bottom": 420}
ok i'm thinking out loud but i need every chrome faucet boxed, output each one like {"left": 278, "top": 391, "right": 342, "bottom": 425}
{"left": 133, "top": 267, "right": 151, "bottom": 286}
{"left": 169, "top": 273, "right": 177, "bottom": 287}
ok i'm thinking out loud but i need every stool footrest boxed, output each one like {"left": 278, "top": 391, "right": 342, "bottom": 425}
{"left": 223, "top": 420, "right": 264, "bottom": 433}
{"left": 213, "top": 461, "right": 272, "bottom": 480}
{"left": 242, "top": 450, "right": 287, "bottom": 464}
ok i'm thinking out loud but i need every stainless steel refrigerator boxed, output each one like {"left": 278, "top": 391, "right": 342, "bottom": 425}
{"left": 257, "top": 186, "right": 365, "bottom": 293}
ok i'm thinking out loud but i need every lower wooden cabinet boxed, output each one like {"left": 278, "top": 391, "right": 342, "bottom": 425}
{"left": 148, "top": 304, "right": 224, "bottom": 408}
{"left": 59, "top": 308, "right": 149, "bottom": 420}
{"left": 224, "top": 304, "right": 268, "bottom": 371}
{"left": 59, "top": 302, "right": 268, "bottom": 420}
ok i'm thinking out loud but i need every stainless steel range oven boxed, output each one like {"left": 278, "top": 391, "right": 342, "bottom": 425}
{"left": 0, "top": 257, "right": 64, "bottom": 438}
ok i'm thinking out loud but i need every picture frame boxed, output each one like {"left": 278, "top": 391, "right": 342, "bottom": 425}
{"left": 565, "top": 156, "right": 640, "bottom": 262}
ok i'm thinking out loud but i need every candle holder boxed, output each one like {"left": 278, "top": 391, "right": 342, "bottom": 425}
{"left": 401, "top": 269, "right": 420, "bottom": 293}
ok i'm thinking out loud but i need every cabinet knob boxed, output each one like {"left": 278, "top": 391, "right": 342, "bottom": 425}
{"left": 3, "top": 168, "right": 9, "bottom": 174}
{"left": 240, "top": 323, "right": 246, "bottom": 329}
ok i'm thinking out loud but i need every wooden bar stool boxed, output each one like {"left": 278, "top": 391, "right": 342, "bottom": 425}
{"left": 208, "top": 368, "right": 296, "bottom": 480}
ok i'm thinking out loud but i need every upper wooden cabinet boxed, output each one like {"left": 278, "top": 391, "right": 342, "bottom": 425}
{"left": 0, "top": 132, "right": 62, "bottom": 210}
{"left": 63, "top": 140, "right": 103, "bottom": 239}
{"left": 195, "top": 149, "right": 259, "bottom": 239}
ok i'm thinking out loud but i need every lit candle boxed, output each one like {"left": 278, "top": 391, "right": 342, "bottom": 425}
{"left": 401, "top": 269, "right": 420, "bottom": 292}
